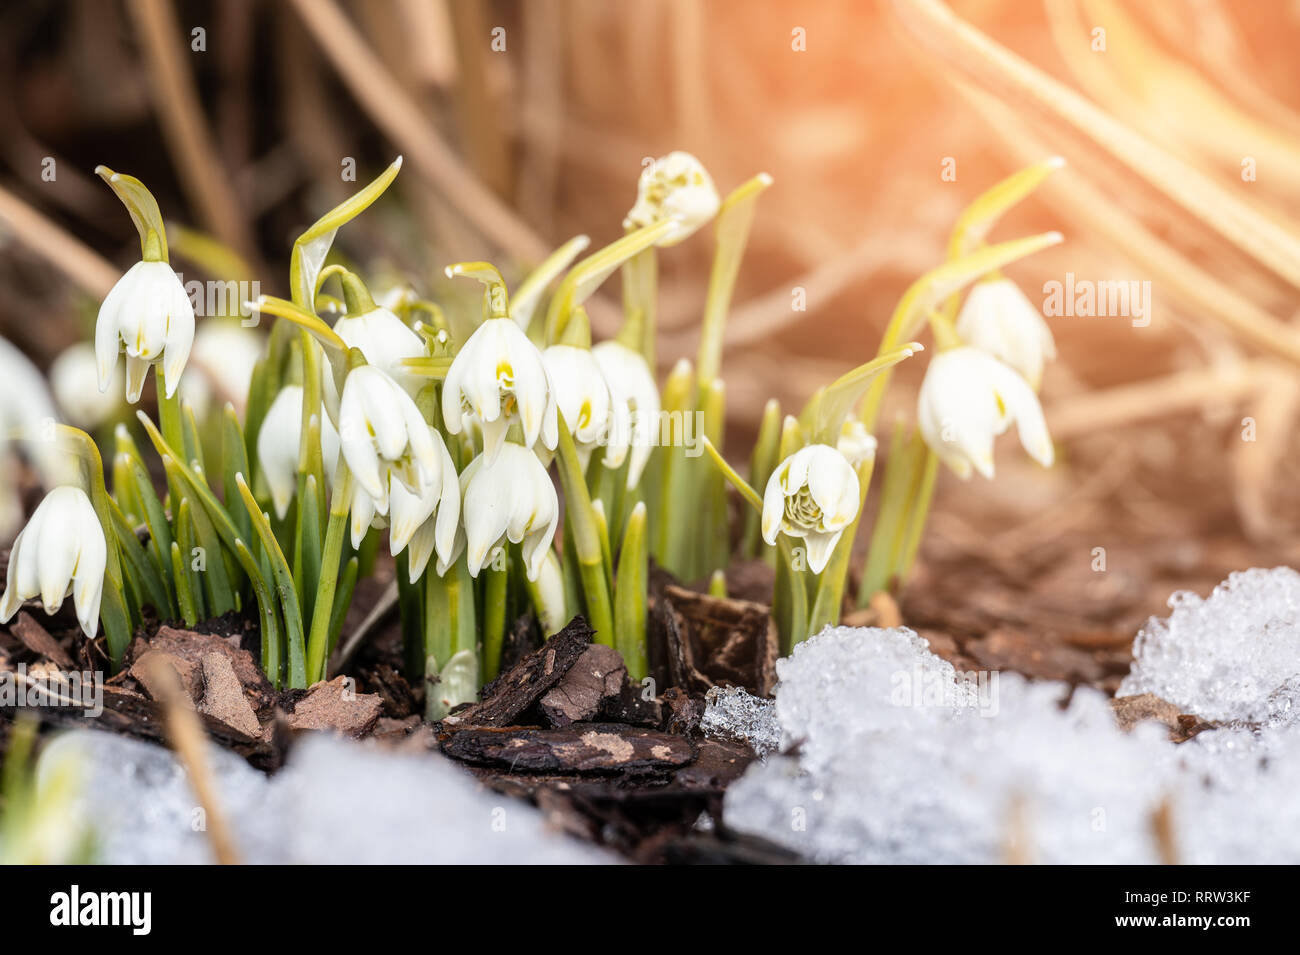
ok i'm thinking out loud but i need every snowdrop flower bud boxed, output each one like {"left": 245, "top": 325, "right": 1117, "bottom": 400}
{"left": 0, "top": 486, "right": 106, "bottom": 638}
{"left": 333, "top": 306, "right": 426, "bottom": 389}
{"left": 388, "top": 431, "right": 460, "bottom": 581}
{"left": 625, "top": 151, "right": 720, "bottom": 247}
{"left": 50, "top": 343, "right": 121, "bottom": 430}
{"left": 541, "top": 344, "right": 611, "bottom": 467}
{"left": 95, "top": 260, "right": 195, "bottom": 402}
{"left": 461, "top": 443, "right": 558, "bottom": 581}
{"left": 591, "top": 341, "right": 660, "bottom": 488}
{"left": 837, "top": 416, "right": 877, "bottom": 467}
{"left": 761, "top": 445, "right": 860, "bottom": 574}
{"left": 917, "top": 346, "right": 1054, "bottom": 481}
{"left": 955, "top": 278, "right": 1056, "bottom": 389}
{"left": 257, "top": 385, "right": 341, "bottom": 520}
{"left": 442, "top": 318, "right": 557, "bottom": 463}
{"left": 338, "top": 366, "right": 438, "bottom": 515}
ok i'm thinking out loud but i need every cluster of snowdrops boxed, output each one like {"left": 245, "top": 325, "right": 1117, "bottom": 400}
{"left": 0, "top": 152, "right": 1064, "bottom": 717}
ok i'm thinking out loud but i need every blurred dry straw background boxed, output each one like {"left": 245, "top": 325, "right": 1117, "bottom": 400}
{"left": 2, "top": 0, "right": 1300, "bottom": 650}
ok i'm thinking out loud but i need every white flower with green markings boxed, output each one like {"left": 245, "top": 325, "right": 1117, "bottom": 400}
{"left": 442, "top": 318, "right": 557, "bottom": 463}
{"left": 95, "top": 260, "right": 195, "bottom": 403}
{"left": 592, "top": 340, "right": 660, "bottom": 487}
{"left": 338, "top": 365, "right": 438, "bottom": 516}
{"left": 257, "top": 385, "right": 340, "bottom": 520}
{"left": 761, "top": 444, "right": 861, "bottom": 574}
{"left": 955, "top": 277, "right": 1057, "bottom": 390}
{"left": 917, "top": 346, "right": 1054, "bottom": 480}
{"left": 542, "top": 344, "right": 611, "bottom": 465}
{"left": 388, "top": 432, "right": 461, "bottom": 580}
{"left": 625, "top": 151, "right": 720, "bottom": 247}
{"left": 460, "top": 443, "right": 558, "bottom": 581}
{"left": 0, "top": 486, "right": 106, "bottom": 638}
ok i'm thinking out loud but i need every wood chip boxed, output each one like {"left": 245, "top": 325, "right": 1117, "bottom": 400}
{"left": 9, "top": 612, "right": 74, "bottom": 669}
{"left": 539, "top": 644, "right": 626, "bottom": 727}
{"left": 196, "top": 653, "right": 260, "bottom": 738}
{"left": 130, "top": 650, "right": 200, "bottom": 704}
{"left": 285, "top": 675, "right": 384, "bottom": 738}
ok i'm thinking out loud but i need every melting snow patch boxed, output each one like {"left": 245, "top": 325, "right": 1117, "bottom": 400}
{"left": 723, "top": 607, "right": 1300, "bottom": 864}
{"left": 1119, "top": 567, "right": 1300, "bottom": 726}
{"left": 701, "top": 686, "right": 779, "bottom": 757}
{"left": 41, "top": 731, "right": 614, "bottom": 864}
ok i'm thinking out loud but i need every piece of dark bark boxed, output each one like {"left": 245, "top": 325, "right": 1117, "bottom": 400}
{"left": 442, "top": 724, "right": 694, "bottom": 774}
{"left": 284, "top": 675, "right": 384, "bottom": 738}
{"left": 444, "top": 616, "right": 593, "bottom": 728}
{"left": 10, "top": 612, "right": 75, "bottom": 669}
{"left": 661, "top": 686, "right": 705, "bottom": 736}
{"left": 661, "top": 585, "right": 779, "bottom": 696}
{"left": 499, "top": 612, "right": 544, "bottom": 673}
{"left": 196, "top": 653, "right": 261, "bottom": 737}
{"left": 361, "top": 662, "right": 417, "bottom": 718}
{"left": 600, "top": 679, "right": 664, "bottom": 727}
{"left": 539, "top": 644, "right": 626, "bottom": 727}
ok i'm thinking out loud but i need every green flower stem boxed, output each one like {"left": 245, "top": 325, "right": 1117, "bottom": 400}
{"left": 700, "top": 379, "right": 729, "bottom": 576}
{"left": 156, "top": 366, "right": 186, "bottom": 476}
{"left": 740, "top": 398, "right": 781, "bottom": 558}
{"left": 620, "top": 245, "right": 658, "bottom": 365}
{"left": 613, "top": 502, "right": 648, "bottom": 681}
{"left": 807, "top": 457, "right": 874, "bottom": 638}
{"left": 170, "top": 541, "right": 199, "bottom": 627}
{"left": 858, "top": 422, "right": 924, "bottom": 606}
{"left": 652, "top": 360, "right": 695, "bottom": 574}
{"left": 898, "top": 451, "right": 940, "bottom": 581}
{"left": 303, "top": 466, "right": 353, "bottom": 686}
{"left": 481, "top": 562, "right": 508, "bottom": 683}
{"left": 554, "top": 415, "right": 615, "bottom": 645}
{"left": 591, "top": 500, "right": 613, "bottom": 593}
{"left": 326, "top": 556, "right": 359, "bottom": 661}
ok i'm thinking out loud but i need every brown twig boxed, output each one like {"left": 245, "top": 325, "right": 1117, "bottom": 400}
{"left": 0, "top": 183, "right": 120, "bottom": 296}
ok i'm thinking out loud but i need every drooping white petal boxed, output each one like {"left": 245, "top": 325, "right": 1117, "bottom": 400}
{"left": 592, "top": 341, "right": 660, "bottom": 488}
{"left": 956, "top": 278, "right": 1056, "bottom": 389}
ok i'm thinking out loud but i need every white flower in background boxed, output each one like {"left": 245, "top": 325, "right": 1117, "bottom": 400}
{"left": 442, "top": 318, "right": 557, "bottom": 462}
{"left": 388, "top": 431, "right": 460, "bottom": 580}
{"left": 542, "top": 344, "right": 611, "bottom": 466}
{"left": 257, "top": 385, "right": 341, "bottom": 520}
{"left": 50, "top": 343, "right": 121, "bottom": 430}
{"left": 761, "top": 444, "right": 860, "bottom": 574}
{"left": 592, "top": 341, "right": 660, "bottom": 488}
{"left": 955, "top": 277, "right": 1057, "bottom": 389}
{"left": 95, "top": 260, "right": 195, "bottom": 402}
{"left": 0, "top": 335, "right": 62, "bottom": 487}
{"left": 181, "top": 321, "right": 264, "bottom": 414}
{"left": 836, "top": 415, "right": 877, "bottom": 467}
{"left": 460, "top": 443, "right": 558, "bottom": 581}
{"left": 917, "top": 346, "right": 1054, "bottom": 481}
{"left": 333, "top": 305, "right": 426, "bottom": 389}
{"left": 338, "top": 366, "right": 437, "bottom": 515}
{"left": 0, "top": 485, "right": 106, "bottom": 638}
{"left": 625, "top": 151, "right": 720, "bottom": 246}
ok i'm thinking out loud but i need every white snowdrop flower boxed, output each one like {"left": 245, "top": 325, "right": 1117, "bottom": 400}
{"left": 591, "top": 341, "right": 660, "bottom": 488}
{"left": 460, "top": 443, "right": 558, "bottom": 581}
{"left": 95, "top": 260, "right": 195, "bottom": 402}
{"left": 0, "top": 485, "right": 106, "bottom": 638}
{"left": 332, "top": 305, "right": 426, "bottom": 389}
{"left": 442, "top": 317, "right": 557, "bottom": 463}
{"left": 761, "top": 444, "right": 860, "bottom": 575}
{"left": 338, "top": 365, "right": 438, "bottom": 516}
{"left": 50, "top": 343, "right": 120, "bottom": 430}
{"left": 917, "top": 346, "right": 1054, "bottom": 481}
{"left": 388, "top": 430, "right": 460, "bottom": 581}
{"left": 625, "top": 151, "right": 720, "bottom": 246}
{"left": 181, "top": 321, "right": 264, "bottom": 414}
{"left": 541, "top": 344, "right": 611, "bottom": 466}
{"left": 836, "top": 416, "right": 877, "bottom": 468}
{"left": 955, "top": 277, "right": 1057, "bottom": 389}
{"left": 257, "top": 385, "right": 340, "bottom": 520}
